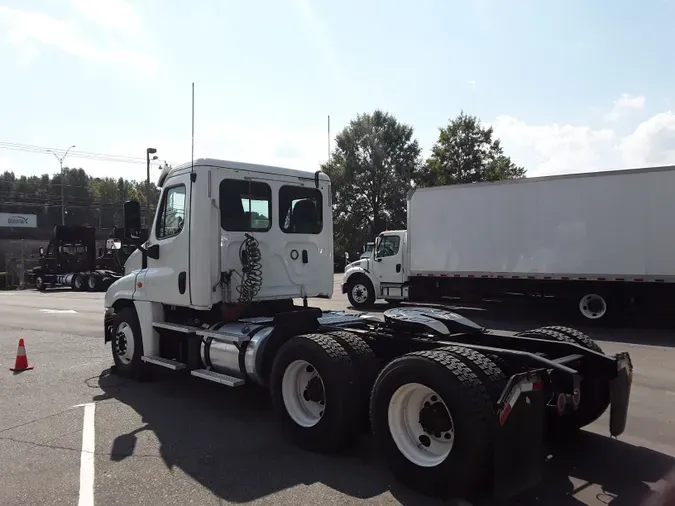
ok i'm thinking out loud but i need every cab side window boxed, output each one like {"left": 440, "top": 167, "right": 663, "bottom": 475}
{"left": 376, "top": 235, "right": 400, "bottom": 258}
{"left": 156, "top": 185, "right": 186, "bottom": 239}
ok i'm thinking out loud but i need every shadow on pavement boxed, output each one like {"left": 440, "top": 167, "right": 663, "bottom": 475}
{"left": 94, "top": 368, "right": 674, "bottom": 506}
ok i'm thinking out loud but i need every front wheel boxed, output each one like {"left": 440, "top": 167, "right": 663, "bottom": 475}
{"left": 111, "top": 307, "right": 146, "bottom": 380}
{"left": 35, "top": 275, "right": 46, "bottom": 291}
{"left": 346, "top": 277, "right": 375, "bottom": 308}
{"left": 370, "top": 350, "right": 494, "bottom": 499}
{"left": 270, "top": 334, "right": 361, "bottom": 453}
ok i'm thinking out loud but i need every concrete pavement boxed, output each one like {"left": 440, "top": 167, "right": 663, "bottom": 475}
{"left": 1, "top": 281, "right": 674, "bottom": 505}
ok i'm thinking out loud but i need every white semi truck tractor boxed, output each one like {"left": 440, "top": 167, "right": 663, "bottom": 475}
{"left": 343, "top": 165, "right": 675, "bottom": 324}
{"left": 104, "top": 158, "right": 633, "bottom": 501}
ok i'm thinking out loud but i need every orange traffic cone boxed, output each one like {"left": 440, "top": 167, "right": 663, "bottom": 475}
{"left": 10, "top": 338, "right": 33, "bottom": 372}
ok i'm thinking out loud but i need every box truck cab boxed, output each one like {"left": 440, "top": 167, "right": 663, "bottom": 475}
{"left": 343, "top": 230, "right": 409, "bottom": 307}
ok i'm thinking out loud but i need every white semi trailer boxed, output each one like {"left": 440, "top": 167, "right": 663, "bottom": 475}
{"left": 104, "top": 158, "right": 633, "bottom": 501}
{"left": 343, "top": 165, "right": 675, "bottom": 323}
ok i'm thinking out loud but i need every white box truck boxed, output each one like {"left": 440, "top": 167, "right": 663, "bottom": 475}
{"left": 342, "top": 165, "right": 675, "bottom": 323}
{"left": 103, "top": 159, "right": 632, "bottom": 501}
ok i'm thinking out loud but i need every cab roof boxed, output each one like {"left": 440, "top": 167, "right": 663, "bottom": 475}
{"left": 158, "top": 158, "right": 330, "bottom": 187}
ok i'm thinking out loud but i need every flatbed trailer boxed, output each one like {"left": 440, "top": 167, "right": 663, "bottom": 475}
{"left": 102, "top": 159, "right": 633, "bottom": 501}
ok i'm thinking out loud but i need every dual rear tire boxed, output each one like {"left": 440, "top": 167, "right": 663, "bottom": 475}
{"left": 270, "top": 332, "right": 503, "bottom": 499}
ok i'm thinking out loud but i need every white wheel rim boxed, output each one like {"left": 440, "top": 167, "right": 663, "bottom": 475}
{"left": 281, "top": 359, "right": 325, "bottom": 428}
{"left": 579, "top": 294, "right": 607, "bottom": 320}
{"left": 388, "top": 383, "right": 454, "bottom": 467}
{"left": 114, "top": 322, "right": 135, "bottom": 365}
{"left": 351, "top": 283, "right": 369, "bottom": 304}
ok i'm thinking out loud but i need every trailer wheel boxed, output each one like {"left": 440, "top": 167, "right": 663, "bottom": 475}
{"left": 576, "top": 292, "right": 613, "bottom": 324}
{"left": 72, "top": 273, "right": 86, "bottom": 291}
{"left": 517, "top": 328, "right": 610, "bottom": 433}
{"left": 270, "top": 333, "right": 361, "bottom": 453}
{"left": 537, "top": 325, "right": 603, "bottom": 353}
{"left": 439, "top": 346, "right": 506, "bottom": 402}
{"left": 87, "top": 273, "right": 101, "bottom": 292}
{"left": 370, "top": 350, "right": 494, "bottom": 499}
{"left": 35, "top": 275, "right": 46, "bottom": 291}
{"left": 111, "top": 307, "right": 146, "bottom": 380}
{"left": 347, "top": 276, "right": 375, "bottom": 308}
{"left": 325, "top": 330, "right": 380, "bottom": 430}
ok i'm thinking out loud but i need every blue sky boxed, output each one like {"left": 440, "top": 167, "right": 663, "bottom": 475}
{"left": 1, "top": 0, "right": 674, "bottom": 183}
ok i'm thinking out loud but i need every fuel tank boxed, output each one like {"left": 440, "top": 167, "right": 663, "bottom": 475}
{"left": 199, "top": 321, "right": 274, "bottom": 386}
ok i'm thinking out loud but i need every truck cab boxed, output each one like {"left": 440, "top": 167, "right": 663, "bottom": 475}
{"left": 342, "top": 230, "right": 409, "bottom": 307}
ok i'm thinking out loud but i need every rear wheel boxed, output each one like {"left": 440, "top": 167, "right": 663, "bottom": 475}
{"left": 270, "top": 334, "right": 361, "bottom": 453}
{"left": 72, "top": 273, "right": 86, "bottom": 291}
{"left": 87, "top": 273, "right": 101, "bottom": 292}
{"left": 439, "top": 346, "right": 506, "bottom": 402}
{"left": 325, "top": 330, "right": 380, "bottom": 430}
{"left": 537, "top": 325, "right": 603, "bottom": 353}
{"left": 518, "top": 327, "right": 610, "bottom": 433}
{"left": 370, "top": 350, "right": 494, "bottom": 499}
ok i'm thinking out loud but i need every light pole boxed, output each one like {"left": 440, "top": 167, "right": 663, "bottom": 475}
{"left": 146, "top": 147, "right": 158, "bottom": 226}
{"left": 48, "top": 145, "right": 76, "bottom": 226}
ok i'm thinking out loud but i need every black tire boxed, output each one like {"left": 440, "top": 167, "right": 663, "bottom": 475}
{"left": 72, "top": 273, "right": 86, "bottom": 291}
{"left": 517, "top": 328, "right": 610, "bottom": 432}
{"left": 325, "top": 330, "right": 380, "bottom": 430}
{"left": 87, "top": 273, "right": 101, "bottom": 292}
{"left": 370, "top": 350, "right": 494, "bottom": 499}
{"left": 111, "top": 307, "right": 147, "bottom": 380}
{"left": 270, "top": 333, "right": 361, "bottom": 453}
{"left": 537, "top": 325, "right": 603, "bottom": 353}
{"left": 439, "top": 346, "right": 507, "bottom": 402}
{"left": 35, "top": 275, "right": 46, "bottom": 291}
{"left": 346, "top": 276, "right": 375, "bottom": 309}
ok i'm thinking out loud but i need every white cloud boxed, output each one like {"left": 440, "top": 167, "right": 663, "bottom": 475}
{"left": 0, "top": 1, "right": 156, "bottom": 74}
{"left": 491, "top": 106, "right": 675, "bottom": 177}
{"left": 467, "top": 79, "right": 477, "bottom": 85}
{"left": 604, "top": 93, "right": 646, "bottom": 121}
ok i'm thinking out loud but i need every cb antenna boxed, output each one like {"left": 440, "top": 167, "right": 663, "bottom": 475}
{"left": 327, "top": 115, "right": 331, "bottom": 174}
{"left": 191, "top": 82, "right": 195, "bottom": 172}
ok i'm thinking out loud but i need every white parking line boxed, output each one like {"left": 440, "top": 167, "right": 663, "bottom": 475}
{"left": 78, "top": 402, "right": 96, "bottom": 506}
{"left": 39, "top": 309, "right": 78, "bottom": 314}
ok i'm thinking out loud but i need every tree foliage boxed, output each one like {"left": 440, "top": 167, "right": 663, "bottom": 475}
{"left": 419, "top": 111, "right": 525, "bottom": 187}
{"left": 323, "top": 110, "right": 423, "bottom": 258}
{"left": 0, "top": 168, "right": 160, "bottom": 229}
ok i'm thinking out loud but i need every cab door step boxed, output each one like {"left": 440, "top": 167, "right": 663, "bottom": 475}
{"left": 190, "top": 369, "right": 244, "bottom": 387}
{"left": 141, "top": 355, "right": 187, "bottom": 370}
{"left": 152, "top": 322, "right": 202, "bottom": 335}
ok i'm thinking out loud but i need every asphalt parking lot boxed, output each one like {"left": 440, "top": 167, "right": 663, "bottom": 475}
{"left": 1, "top": 275, "right": 675, "bottom": 506}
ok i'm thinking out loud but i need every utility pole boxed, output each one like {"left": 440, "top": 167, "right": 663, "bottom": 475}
{"left": 146, "top": 147, "right": 158, "bottom": 226}
{"left": 48, "top": 145, "right": 76, "bottom": 226}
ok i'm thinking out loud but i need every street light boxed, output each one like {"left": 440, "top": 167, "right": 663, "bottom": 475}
{"left": 146, "top": 147, "right": 158, "bottom": 226}
{"left": 48, "top": 145, "right": 76, "bottom": 226}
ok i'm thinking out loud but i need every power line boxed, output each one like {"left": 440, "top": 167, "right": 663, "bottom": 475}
{"left": 0, "top": 141, "right": 178, "bottom": 167}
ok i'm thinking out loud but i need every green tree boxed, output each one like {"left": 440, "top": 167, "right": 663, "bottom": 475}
{"left": 324, "top": 110, "right": 422, "bottom": 258}
{"left": 420, "top": 111, "right": 525, "bottom": 187}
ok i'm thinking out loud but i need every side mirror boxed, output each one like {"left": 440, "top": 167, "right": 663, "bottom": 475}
{"left": 39, "top": 247, "right": 44, "bottom": 257}
{"left": 123, "top": 200, "right": 142, "bottom": 239}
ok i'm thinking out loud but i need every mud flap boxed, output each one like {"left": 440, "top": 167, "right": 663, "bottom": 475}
{"left": 609, "top": 352, "right": 633, "bottom": 437}
{"left": 493, "top": 373, "right": 546, "bottom": 499}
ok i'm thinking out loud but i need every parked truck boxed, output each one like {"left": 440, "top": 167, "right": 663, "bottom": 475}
{"left": 32, "top": 225, "right": 146, "bottom": 292}
{"left": 343, "top": 165, "right": 675, "bottom": 324}
{"left": 103, "top": 158, "right": 632, "bottom": 501}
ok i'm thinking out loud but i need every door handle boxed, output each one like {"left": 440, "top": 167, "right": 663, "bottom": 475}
{"left": 178, "top": 271, "right": 186, "bottom": 294}
{"left": 302, "top": 250, "right": 308, "bottom": 264}
{"left": 396, "top": 263, "right": 401, "bottom": 273}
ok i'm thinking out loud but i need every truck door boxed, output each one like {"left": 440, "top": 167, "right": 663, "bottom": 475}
{"left": 373, "top": 234, "right": 405, "bottom": 285}
{"left": 137, "top": 174, "right": 192, "bottom": 306}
